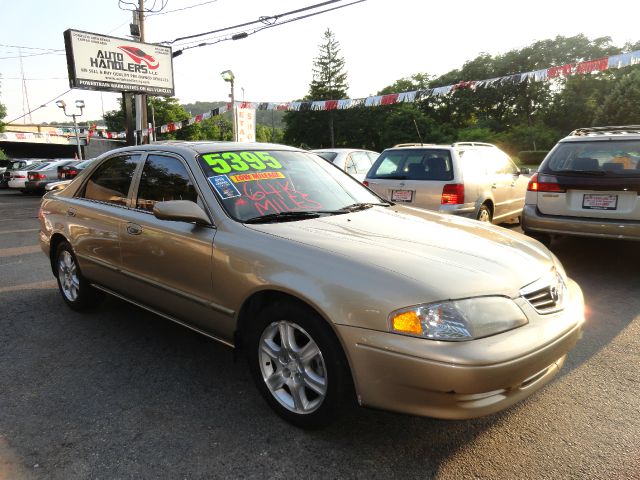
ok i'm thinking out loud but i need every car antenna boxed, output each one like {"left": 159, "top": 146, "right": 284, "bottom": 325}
{"left": 413, "top": 118, "right": 424, "bottom": 146}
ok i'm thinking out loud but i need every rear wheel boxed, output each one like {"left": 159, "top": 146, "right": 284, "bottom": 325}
{"left": 476, "top": 204, "right": 492, "bottom": 223}
{"left": 55, "top": 241, "right": 103, "bottom": 310}
{"left": 247, "top": 301, "right": 353, "bottom": 428}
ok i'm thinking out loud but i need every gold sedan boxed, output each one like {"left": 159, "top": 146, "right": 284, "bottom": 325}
{"left": 38, "top": 142, "right": 585, "bottom": 428}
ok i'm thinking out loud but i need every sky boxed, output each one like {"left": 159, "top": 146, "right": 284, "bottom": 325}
{"left": 1, "top": 0, "right": 639, "bottom": 126}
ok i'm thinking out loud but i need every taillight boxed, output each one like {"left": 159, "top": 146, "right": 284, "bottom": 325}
{"left": 527, "top": 173, "right": 565, "bottom": 193}
{"left": 69, "top": 170, "right": 77, "bottom": 176}
{"left": 441, "top": 184, "right": 464, "bottom": 204}
{"left": 36, "top": 173, "right": 46, "bottom": 180}
{"left": 14, "top": 174, "right": 26, "bottom": 179}
{"left": 362, "top": 180, "right": 369, "bottom": 187}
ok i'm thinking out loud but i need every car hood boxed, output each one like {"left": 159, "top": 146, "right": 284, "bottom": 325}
{"left": 246, "top": 205, "right": 554, "bottom": 300}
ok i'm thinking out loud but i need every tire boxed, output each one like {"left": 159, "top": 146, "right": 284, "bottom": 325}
{"left": 54, "top": 241, "right": 103, "bottom": 311}
{"left": 476, "top": 204, "right": 492, "bottom": 223}
{"left": 247, "top": 301, "right": 353, "bottom": 429}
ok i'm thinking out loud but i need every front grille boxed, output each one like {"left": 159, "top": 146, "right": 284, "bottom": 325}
{"left": 520, "top": 269, "right": 566, "bottom": 314}
{"left": 523, "top": 286, "right": 560, "bottom": 313}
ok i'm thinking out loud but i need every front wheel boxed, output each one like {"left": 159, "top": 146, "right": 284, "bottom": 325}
{"left": 55, "top": 241, "right": 103, "bottom": 310}
{"left": 247, "top": 301, "right": 353, "bottom": 428}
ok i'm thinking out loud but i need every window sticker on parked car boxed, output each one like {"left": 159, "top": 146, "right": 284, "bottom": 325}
{"left": 230, "top": 171, "right": 285, "bottom": 183}
{"left": 202, "top": 151, "right": 283, "bottom": 174}
{"left": 208, "top": 175, "right": 241, "bottom": 199}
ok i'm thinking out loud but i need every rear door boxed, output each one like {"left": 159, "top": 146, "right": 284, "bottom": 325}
{"left": 537, "top": 140, "right": 640, "bottom": 221}
{"left": 68, "top": 153, "right": 142, "bottom": 288}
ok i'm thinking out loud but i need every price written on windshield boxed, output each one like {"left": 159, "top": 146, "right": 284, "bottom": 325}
{"left": 202, "top": 151, "right": 282, "bottom": 174}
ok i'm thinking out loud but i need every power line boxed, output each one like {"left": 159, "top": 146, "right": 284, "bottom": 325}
{"left": 5, "top": 89, "right": 72, "bottom": 124}
{"left": 172, "top": 0, "right": 366, "bottom": 55}
{"left": 164, "top": 0, "right": 347, "bottom": 45}
{"left": 0, "top": 51, "right": 66, "bottom": 60}
{"left": 0, "top": 43, "right": 64, "bottom": 52}
{"left": 147, "top": 0, "right": 220, "bottom": 16}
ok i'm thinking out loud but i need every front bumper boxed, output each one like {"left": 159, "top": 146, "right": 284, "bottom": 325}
{"left": 522, "top": 204, "right": 640, "bottom": 241}
{"left": 337, "top": 279, "right": 584, "bottom": 419}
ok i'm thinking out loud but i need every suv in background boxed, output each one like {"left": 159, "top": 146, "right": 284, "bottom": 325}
{"left": 522, "top": 126, "right": 640, "bottom": 244}
{"left": 312, "top": 148, "right": 379, "bottom": 182}
{"left": 365, "top": 142, "right": 530, "bottom": 223}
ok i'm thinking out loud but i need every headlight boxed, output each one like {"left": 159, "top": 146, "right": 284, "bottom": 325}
{"left": 389, "top": 297, "right": 528, "bottom": 341}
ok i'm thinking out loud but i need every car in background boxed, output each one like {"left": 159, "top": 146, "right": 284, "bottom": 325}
{"left": 45, "top": 180, "right": 72, "bottom": 192}
{"left": 522, "top": 126, "right": 640, "bottom": 244}
{"left": 312, "top": 148, "right": 379, "bottom": 182}
{"left": 38, "top": 141, "right": 584, "bottom": 428}
{"left": 1, "top": 159, "right": 45, "bottom": 189}
{"left": 58, "top": 158, "right": 96, "bottom": 180}
{"left": 24, "top": 160, "right": 78, "bottom": 194}
{"left": 365, "top": 142, "right": 530, "bottom": 224}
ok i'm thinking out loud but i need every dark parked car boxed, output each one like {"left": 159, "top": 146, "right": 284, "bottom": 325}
{"left": 58, "top": 158, "right": 95, "bottom": 180}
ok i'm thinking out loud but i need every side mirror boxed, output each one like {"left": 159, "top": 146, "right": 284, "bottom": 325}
{"left": 520, "top": 167, "right": 531, "bottom": 175}
{"left": 153, "top": 200, "right": 211, "bottom": 226}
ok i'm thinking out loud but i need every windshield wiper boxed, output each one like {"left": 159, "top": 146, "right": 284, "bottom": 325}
{"left": 244, "top": 211, "right": 322, "bottom": 224}
{"left": 334, "top": 202, "right": 393, "bottom": 212}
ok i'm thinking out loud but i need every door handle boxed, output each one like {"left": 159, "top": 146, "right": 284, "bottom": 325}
{"left": 491, "top": 184, "right": 497, "bottom": 189}
{"left": 66, "top": 208, "right": 76, "bottom": 217}
{"left": 126, "top": 223, "right": 142, "bottom": 235}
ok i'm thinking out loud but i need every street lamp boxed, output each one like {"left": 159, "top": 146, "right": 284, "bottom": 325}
{"left": 220, "top": 70, "right": 236, "bottom": 141}
{"left": 56, "top": 99, "right": 85, "bottom": 160}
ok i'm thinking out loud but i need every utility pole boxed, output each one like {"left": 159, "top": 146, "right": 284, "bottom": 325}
{"left": 134, "top": 0, "right": 148, "bottom": 144}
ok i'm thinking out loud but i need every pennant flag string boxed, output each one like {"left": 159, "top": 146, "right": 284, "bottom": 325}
{"left": 102, "top": 49, "right": 640, "bottom": 140}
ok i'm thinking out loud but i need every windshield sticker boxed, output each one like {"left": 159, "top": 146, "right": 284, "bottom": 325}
{"left": 230, "top": 171, "right": 285, "bottom": 183}
{"left": 202, "top": 151, "right": 283, "bottom": 175}
{"left": 208, "top": 175, "right": 241, "bottom": 199}
{"left": 239, "top": 178, "right": 322, "bottom": 216}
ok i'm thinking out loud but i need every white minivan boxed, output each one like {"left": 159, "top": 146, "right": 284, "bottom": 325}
{"left": 365, "top": 143, "right": 530, "bottom": 224}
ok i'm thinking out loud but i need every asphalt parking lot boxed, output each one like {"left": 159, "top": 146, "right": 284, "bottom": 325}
{"left": 1, "top": 189, "right": 639, "bottom": 480}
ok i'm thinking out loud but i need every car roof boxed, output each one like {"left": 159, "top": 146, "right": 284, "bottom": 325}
{"left": 561, "top": 126, "right": 640, "bottom": 142}
{"left": 100, "top": 141, "right": 303, "bottom": 158}
{"left": 311, "top": 148, "right": 376, "bottom": 153}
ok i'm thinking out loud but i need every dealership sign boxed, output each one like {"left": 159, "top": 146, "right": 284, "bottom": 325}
{"left": 63, "top": 29, "right": 174, "bottom": 96}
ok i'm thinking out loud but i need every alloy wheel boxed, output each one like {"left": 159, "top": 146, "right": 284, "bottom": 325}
{"left": 258, "top": 320, "right": 328, "bottom": 414}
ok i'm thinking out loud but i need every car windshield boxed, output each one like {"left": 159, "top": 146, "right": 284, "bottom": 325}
{"left": 546, "top": 140, "right": 640, "bottom": 176}
{"left": 368, "top": 149, "right": 454, "bottom": 181}
{"left": 197, "top": 149, "right": 385, "bottom": 222}
{"left": 31, "top": 163, "right": 52, "bottom": 171}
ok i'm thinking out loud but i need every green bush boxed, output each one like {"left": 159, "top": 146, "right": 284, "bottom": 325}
{"left": 518, "top": 150, "right": 549, "bottom": 166}
{"left": 0, "top": 148, "right": 7, "bottom": 160}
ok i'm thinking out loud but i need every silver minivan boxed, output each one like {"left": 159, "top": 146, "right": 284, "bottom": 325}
{"left": 365, "top": 143, "right": 530, "bottom": 223}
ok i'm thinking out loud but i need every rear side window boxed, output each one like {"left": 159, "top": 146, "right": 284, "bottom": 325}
{"left": 546, "top": 140, "right": 640, "bottom": 175}
{"left": 136, "top": 155, "right": 198, "bottom": 212}
{"left": 368, "top": 149, "right": 453, "bottom": 181}
{"left": 347, "top": 151, "right": 374, "bottom": 174}
{"left": 82, "top": 155, "right": 141, "bottom": 206}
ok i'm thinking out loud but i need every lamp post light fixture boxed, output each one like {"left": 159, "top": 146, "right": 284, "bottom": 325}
{"left": 56, "top": 99, "right": 85, "bottom": 160}
{"left": 220, "top": 70, "right": 236, "bottom": 141}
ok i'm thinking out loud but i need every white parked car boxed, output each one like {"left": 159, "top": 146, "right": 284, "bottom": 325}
{"left": 312, "top": 148, "right": 379, "bottom": 182}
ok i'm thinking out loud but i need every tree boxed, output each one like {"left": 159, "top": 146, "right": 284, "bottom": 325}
{"left": 0, "top": 97, "right": 6, "bottom": 132}
{"left": 593, "top": 69, "right": 640, "bottom": 125}
{"left": 284, "top": 28, "right": 349, "bottom": 148}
